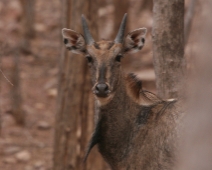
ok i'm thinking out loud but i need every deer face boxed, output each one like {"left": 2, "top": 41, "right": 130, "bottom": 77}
{"left": 62, "top": 14, "right": 147, "bottom": 101}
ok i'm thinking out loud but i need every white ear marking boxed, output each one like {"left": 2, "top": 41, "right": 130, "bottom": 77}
{"left": 61, "top": 28, "right": 86, "bottom": 54}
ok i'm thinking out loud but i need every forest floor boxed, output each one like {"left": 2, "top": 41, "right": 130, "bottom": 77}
{"left": 0, "top": 0, "right": 196, "bottom": 170}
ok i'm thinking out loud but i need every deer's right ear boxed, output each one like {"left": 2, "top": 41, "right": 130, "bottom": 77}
{"left": 124, "top": 28, "right": 147, "bottom": 54}
{"left": 62, "top": 28, "right": 86, "bottom": 54}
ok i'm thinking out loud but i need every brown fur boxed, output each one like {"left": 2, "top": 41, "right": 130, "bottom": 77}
{"left": 86, "top": 70, "right": 181, "bottom": 170}
{"left": 125, "top": 73, "right": 142, "bottom": 100}
{"left": 62, "top": 27, "right": 183, "bottom": 170}
{"left": 125, "top": 73, "right": 162, "bottom": 106}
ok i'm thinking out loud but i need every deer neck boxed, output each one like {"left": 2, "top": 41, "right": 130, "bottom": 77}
{"left": 84, "top": 72, "right": 139, "bottom": 163}
{"left": 85, "top": 73, "right": 179, "bottom": 169}
{"left": 96, "top": 73, "right": 141, "bottom": 166}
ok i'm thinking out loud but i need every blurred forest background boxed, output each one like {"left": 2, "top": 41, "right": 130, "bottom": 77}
{"left": 0, "top": 0, "right": 211, "bottom": 170}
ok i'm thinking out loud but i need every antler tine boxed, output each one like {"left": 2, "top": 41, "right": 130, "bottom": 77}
{"left": 81, "top": 14, "right": 95, "bottom": 45}
{"left": 114, "top": 13, "right": 128, "bottom": 43}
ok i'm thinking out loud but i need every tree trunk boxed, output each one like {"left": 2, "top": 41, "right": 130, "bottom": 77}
{"left": 19, "top": 0, "right": 35, "bottom": 54}
{"left": 152, "top": 0, "right": 185, "bottom": 99}
{"left": 11, "top": 51, "right": 25, "bottom": 125}
{"left": 0, "top": 53, "right": 1, "bottom": 134}
{"left": 53, "top": 0, "right": 107, "bottom": 170}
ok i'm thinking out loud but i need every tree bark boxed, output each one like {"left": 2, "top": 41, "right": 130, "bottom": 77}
{"left": 0, "top": 52, "right": 1, "bottom": 134}
{"left": 53, "top": 0, "right": 107, "bottom": 170}
{"left": 11, "top": 51, "right": 25, "bottom": 125}
{"left": 19, "top": 0, "right": 35, "bottom": 54}
{"left": 152, "top": 0, "right": 185, "bottom": 99}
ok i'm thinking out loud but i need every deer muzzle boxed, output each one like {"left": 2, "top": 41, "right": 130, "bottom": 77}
{"left": 93, "top": 83, "right": 111, "bottom": 98}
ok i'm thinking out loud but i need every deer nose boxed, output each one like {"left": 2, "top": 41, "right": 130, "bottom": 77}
{"left": 95, "top": 83, "right": 109, "bottom": 97}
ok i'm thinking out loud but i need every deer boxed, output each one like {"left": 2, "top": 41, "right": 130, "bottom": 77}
{"left": 61, "top": 13, "right": 182, "bottom": 170}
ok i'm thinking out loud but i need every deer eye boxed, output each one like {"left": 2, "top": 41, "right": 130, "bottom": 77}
{"left": 115, "top": 55, "right": 122, "bottom": 62}
{"left": 86, "top": 56, "right": 93, "bottom": 63}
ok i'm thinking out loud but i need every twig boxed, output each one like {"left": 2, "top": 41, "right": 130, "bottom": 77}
{"left": 0, "top": 66, "right": 14, "bottom": 86}
{"left": 0, "top": 43, "right": 14, "bottom": 86}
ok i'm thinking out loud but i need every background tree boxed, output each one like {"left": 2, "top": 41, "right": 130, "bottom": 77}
{"left": 53, "top": 0, "right": 108, "bottom": 169}
{"left": 139, "top": 0, "right": 153, "bottom": 11}
{"left": 8, "top": 0, "right": 35, "bottom": 125}
{"left": 9, "top": 0, "right": 35, "bottom": 126}
{"left": 19, "top": 0, "right": 35, "bottom": 54}
{"left": 8, "top": 0, "right": 34, "bottom": 126}
{"left": 11, "top": 51, "right": 24, "bottom": 125}
{"left": 112, "top": 0, "right": 129, "bottom": 39}
{"left": 0, "top": 50, "right": 1, "bottom": 134}
{"left": 152, "top": 0, "right": 185, "bottom": 99}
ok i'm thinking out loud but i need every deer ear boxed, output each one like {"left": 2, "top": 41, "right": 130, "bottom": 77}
{"left": 62, "top": 28, "right": 86, "bottom": 54}
{"left": 124, "top": 28, "right": 147, "bottom": 54}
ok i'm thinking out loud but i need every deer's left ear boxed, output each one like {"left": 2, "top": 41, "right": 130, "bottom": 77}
{"left": 62, "top": 28, "right": 86, "bottom": 55}
{"left": 124, "top": 28, "right": 147, "bottom": 54}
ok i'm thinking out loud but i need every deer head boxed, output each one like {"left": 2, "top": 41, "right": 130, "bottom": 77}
{"left": 62, "top": 14, "right": 147, "bottom": 103}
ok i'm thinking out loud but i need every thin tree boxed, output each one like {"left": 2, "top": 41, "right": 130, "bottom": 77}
{"left": 152, "top": 0, "right": 185, "bottom": 99}
{"left": 0, "top": 50, "right": 2, "bottom": 134}
{"left": 9, "top": 0, "right": 35, "bottom": 125}
{"left": 19, "top": 0, "right": 35, "bottom": 54}
{"left": 53, "top": 0, "right": 107, "bottom": 169}
{"left": 11, "top": 51, "right": 25, "bottom": 125}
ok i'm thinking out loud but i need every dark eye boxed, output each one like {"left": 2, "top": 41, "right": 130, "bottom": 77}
{"left": 64, "top": 38, "right": 68, "bottom": 44}
{"left": 115, "top": 55, "right": 122, "bottom": 62}
{"left": 86, "top": 55, "right": 93, "bottom": 63}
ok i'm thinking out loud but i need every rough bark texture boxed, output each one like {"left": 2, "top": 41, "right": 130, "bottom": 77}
{"left": 152, "top": 0, "right": 185, "bottom": 99}
{"left": 53, "top": 0, "right": 107, "bottom": 169}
